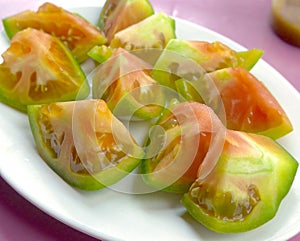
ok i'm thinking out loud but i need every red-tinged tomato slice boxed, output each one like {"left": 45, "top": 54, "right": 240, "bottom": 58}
{"left": 92, "top": 48, "right": 164, "bottom": 119}
{"left": 98, "top": 0, "right": 154, "bottom": 43}
{"left": 27, "top": 99, "right": 142, "bottom": 190}
{"left": 2, "top": 2, "right": 107, "bottom": 63}
{"left": 0, "top": 28, "right": 89, "bottom": 112}
{"left": 176, "top": 67, "right": 293, "bottom": 139}
{"left": 141, "top": 101, "right": 226, "bottom": 193}
{"left": 182, "top": 129, "right": 298, "bottom": 233}
{"left": 205, "top": 67, "right": 293, "bottom": 139}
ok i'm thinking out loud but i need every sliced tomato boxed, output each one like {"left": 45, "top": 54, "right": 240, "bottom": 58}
{"left": 98, "top": 0, "right": 154, "bottom": 43}
{"left": 0, "top": 28, "right": 89, "bottom": 112}
{"left": 141, "top": 101, "right": 226, "bottom": 193}
{"left": 152, "top": 39, "right": 263, "bottom": 89}
{"left": 206, "top": 68, "right": 292, "bottom": 139}
{"left": 110, "top": 13, "right": 176, "bottom": 51}
{"left": 176, "top": 67, "right": 293, "bottom": 139}
{"left": 174, "top": 40, "right": 262, "bottom": 72}
{"left": 27, "top": 99, "right": 142, "bottom": 190}
{"left": 2, "top": 2, "right": 107, "bottom": 63}
{"left": 182, "top": 130, "right": 298, "bottom": 233}
{"left": 92, "top": 48, "right": 164, "bottom": 119}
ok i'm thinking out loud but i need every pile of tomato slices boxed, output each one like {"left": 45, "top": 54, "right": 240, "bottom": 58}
{"left": 0, "top": 0, "right": 298, "bottom": 234}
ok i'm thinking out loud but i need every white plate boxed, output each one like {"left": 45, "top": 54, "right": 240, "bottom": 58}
{"left": 1, "top": 5, "right": 300, "bottom": 241}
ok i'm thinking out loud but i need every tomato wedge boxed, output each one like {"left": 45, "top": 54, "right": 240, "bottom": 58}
{"left": 2, "top": 2, "right": 107, "bottom": 63}
{"left": 98, "top": 0, "right": 154, "bottom": 43}
{"left": 152, "top": 39, "right": 263, "bottom": 89}
{"left": 27, "top": 99, "right": 142, "bottom": 190}
{"left": 110, "top": 13, "right": 176, "bottom": 51}
{"left": 176, "top": 67, "right": 293, "bottom": 139}
{"left": 92, "top": 48, "right": 164, "bottom": 119}
{"left": 182, "top": 130, "right": 298, "bottom": 233}
{"left": 206, "top": 68, "right": 292, "bottom": 139}
{"left": 141, "top": 101, "right": 226, "bottom": 193}
{"left": 0, "top": 28, "right": 89, "bottom": 112}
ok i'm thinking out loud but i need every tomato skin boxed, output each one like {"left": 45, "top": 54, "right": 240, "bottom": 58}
{"left": 0, "top": 28, "right": 89, "bottom": 112}
{"left": 182, "top": 130, "right": 298, "bottom": 233}
{"left": 27, "top": 99, "right": 142, "bottom": 190}
{"left": 2, "top": 2, "right": 107, "bottom": 63}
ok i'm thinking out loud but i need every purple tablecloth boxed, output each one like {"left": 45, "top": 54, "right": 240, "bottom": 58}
{"left": 0, "top": 1, "right": 299, "bottom": 241}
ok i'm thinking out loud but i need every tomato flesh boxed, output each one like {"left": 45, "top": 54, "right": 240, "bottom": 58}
{"left": 141, "top": 101, "right": 225, "bottom": 193}
{"left": 182, "top": 130, "right": 298, "bottom": 233}
{"left": 27, "top": 99, "right": 142, "bottom": 190}
{"left": 98, "top": 0, "right": 154, "bottom": 43}
{"left": 175, "top": 67, "right": 292, "bottom": 139}
{"left": 2, "top": 2, "right": 107, "bottom": 63}
{"left": 92, "top": 48, "right": 164, "bottom": 119}
{"left": 206, "top": 68, "right": 293, "bottom": 139}
{"left": 0, "top": 28, "right": 89, "bottom": 112}
{"left": 110, "top": 13, "right": 176, "bottom": 51}
{"left": 152, "top": 39, "right": 263, "bottom": 89}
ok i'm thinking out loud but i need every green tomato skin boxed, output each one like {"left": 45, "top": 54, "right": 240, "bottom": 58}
{"left": 181, "top": 192, "right": 274, "bottom": 233}
{"left": 181, "top": 131, "right": 298, "bottom": 233}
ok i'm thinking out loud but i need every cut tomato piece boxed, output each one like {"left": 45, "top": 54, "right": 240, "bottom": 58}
{"left": 98, "top": 0, "right": 154, "bottom": 43}
{"left": 2, "top": 2, "right": 107, "bottom": 63}
{"left": 141, "top": 101, "right": 226, "bottom": 193}
{"left": 110, "top": 13, "right": 176, "bottom": 51}
{"left": 0, "top": 28, "right": 89, "bottom": 112}
{"left": 176, "top": 68, "right": 293, "bottom": 139}
{"left": 152, "top": 39, "right": 263, "bottom": 89}
{"left": 182, "top": 130, "right": 298, "bottom": 233}
{"left": 206, "top": 68, "right": 292, "bottom": 139}
{"left": 27, "top": 99, "right": 142, "bottom": 190}
{"left": 92, "top": 48, "right": 164, "bottom": 119}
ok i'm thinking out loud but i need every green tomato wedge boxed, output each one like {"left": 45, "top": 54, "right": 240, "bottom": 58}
{"left": 141, "top": 101, "right": 226, "bottom": 193}
{"left": 110, "top": 13, "right": 176, "bottom": 51}
{"left": 0, "top": 28, "right": 89, "bottom": 112}
{"left": 98, "top": 0, "right": 154, "bottom": 44}
{"left": 92, "top": 48, "right": 164, "bottom": 120}
{"left": 182, "top": 130, "right": 298, "bottom": 233}
{"left": 152, "top": 39, "right": 263, "bottom": 89}
{"left": 27, "top": 99, "right": 142, "bottom": 190}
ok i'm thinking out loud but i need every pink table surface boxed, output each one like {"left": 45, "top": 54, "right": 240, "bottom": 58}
{"left": 0, "top": 0, "right": 299, "bottom": 241}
